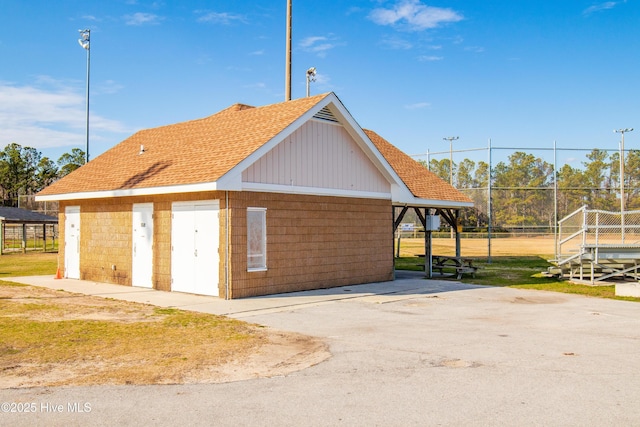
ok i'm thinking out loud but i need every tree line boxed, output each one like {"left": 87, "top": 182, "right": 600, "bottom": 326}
{"left": 0, "top": 143, "right": 85, "bottom": 207}
{"left": 2, "top": 141, "right": 635, "bottom": 230}
{"left": 424, "top": 148, "right": 639, "bottom": 230}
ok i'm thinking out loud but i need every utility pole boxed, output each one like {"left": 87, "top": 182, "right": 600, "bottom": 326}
{"left": 285, "top": 0, "right": 292, "bottom": 101}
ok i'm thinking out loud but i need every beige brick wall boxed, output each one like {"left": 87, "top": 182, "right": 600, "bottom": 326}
{"left": 59, "top": 191, "right": 393, "bottom": 299}
{"left": 227, "top": 192, "right": 393, "bottom": 298}
{"left": 59, "top": 192, "right": 226, "bottom": 290}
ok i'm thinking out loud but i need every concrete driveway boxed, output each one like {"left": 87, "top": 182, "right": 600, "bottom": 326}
{"left": 3, "top": 272, "right": 640, "bottom": 426}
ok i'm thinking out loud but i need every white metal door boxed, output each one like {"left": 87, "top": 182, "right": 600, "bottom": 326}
{"left": 171, "top": 203, "right": 196, "bottom": 293}
{"left": 64, "top": 206, "right": 80, "bottom": 279}
{"left": 171, "top": 201, "right": 220, "bottom": 296}
{"left": 132, "top": 203, "right": 154, "bottom": 288}
{"left": 194, "top": 203, "right": 219, "bottom": 296}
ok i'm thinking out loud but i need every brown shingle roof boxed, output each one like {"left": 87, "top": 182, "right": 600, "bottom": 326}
{"left": 38, "top": 93, "right": 331, "bottom": 196}
{"left": 38, "top": 92, "right": 471, "bottom": 207}
{"left": 364, "top": 129, "right": 472, "bottom": 204}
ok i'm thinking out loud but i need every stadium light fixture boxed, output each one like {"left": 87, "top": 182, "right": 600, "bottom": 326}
{"left": 306, "top": 67, "right": 316, "bottom": 97}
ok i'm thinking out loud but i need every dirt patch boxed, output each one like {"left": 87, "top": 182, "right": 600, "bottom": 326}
{"left": 195, "top": 332, "right": 330, "bottom": 384}
{"left": 0, "top": 283, "right": 330, "bottom": 389}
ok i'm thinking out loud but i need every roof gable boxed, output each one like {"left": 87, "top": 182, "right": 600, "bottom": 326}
{"left": 241, "top": 118, "right": 391, "bottom": 197}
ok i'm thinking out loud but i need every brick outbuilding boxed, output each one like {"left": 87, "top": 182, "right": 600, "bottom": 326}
{"left": 37, "top": 93, "right": 472, "bottom": 298}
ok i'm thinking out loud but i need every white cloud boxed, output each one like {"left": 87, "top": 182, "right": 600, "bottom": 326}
{"left": 299, "top": 35, "right": 343, "bottom": 57}
{"left": 196, "top": 11, "right": 247, "bottom": 25}
{"left": 369, "top": 0, "right": 463, "bottom": 31}
{"left": 300, "top": 36, "right": 327, "bottom": 48}
{"left": 583, "top": 1, "right": 622, "bottom": 15}
{"left": 124, "top": 12, "right": 163, "bottom": 26}
{"left": 0, "top": 80, "right": 129, "bottom": 150}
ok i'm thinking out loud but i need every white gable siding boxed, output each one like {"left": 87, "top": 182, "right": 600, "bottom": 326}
{"left": 242, "top": 120, "right": 390, "bottom": 194}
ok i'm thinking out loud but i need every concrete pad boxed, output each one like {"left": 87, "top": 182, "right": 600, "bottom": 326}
{"left": 4, "top": 273, "right": 469, "bottom": 317}
{"left": 615, "top": 282, "right": 640, "bottom": 297}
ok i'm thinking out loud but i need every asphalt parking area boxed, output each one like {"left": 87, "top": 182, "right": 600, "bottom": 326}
{"left": 3, "top": 273, "right": 640, "bottom": 426}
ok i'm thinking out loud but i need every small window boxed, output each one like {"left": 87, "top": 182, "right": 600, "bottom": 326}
{"left": 247, "top": 208, "right": 267, "bottom": 271}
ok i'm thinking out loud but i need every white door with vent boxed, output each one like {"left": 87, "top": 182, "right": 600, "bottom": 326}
{"left": 64, "top": 206, "right": 80, "bottom": 279}
{"left": 132, "top": 203, "right": 154, "bottom": 288}
{"left": 171, "top": 201, "right": 220, "bottom": 296}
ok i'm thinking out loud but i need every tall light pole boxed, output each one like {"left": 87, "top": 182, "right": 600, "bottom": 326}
{"left": 443, "top": 136, "right": 459, "bottom": 239}
{"left": 615, "top": 128, "right": 633, "bottom": 243}
{"left": 443, "top": 136, "right": 459, "bottom": 186}
{"left": 78, "top": 29, "right": 91, "bottom": 163}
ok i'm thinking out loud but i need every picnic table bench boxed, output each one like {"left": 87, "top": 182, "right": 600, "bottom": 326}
{"left": 416, "top": 255, "right": 478, "bottom": 279}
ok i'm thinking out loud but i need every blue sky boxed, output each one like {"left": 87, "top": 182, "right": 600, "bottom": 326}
{"left": 1, "top": 0, "right": 638, "bottom": 168}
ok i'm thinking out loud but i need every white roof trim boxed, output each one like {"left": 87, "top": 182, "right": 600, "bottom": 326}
{"left": 36, "top": 181, "right": 219, "bottom": 202}
{"left": 394, "top": 195, "right": 474, "bottom": 209}
{"left": 390, "top": 183, "right": 472, "bottom": 208}
{"left": 242, "top": 182, "right": 391, "bottom": 200}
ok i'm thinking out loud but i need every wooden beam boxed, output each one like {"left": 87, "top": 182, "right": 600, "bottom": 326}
{"left": 393, "top": 206, "right": 409, "bottom": 232}
{"left": 437, "top": 208, "right": 456, "bottom": 228}
{"left": 413, "top": 207, "right": 426, "bottom": 228}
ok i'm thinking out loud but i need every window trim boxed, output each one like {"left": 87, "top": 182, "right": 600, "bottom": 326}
{"left": 247, "top": 207, "right": 267, "bottom": 272}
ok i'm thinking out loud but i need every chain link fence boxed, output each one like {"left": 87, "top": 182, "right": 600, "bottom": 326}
{"left": 2, "top": 223, "right": 58, "bottom": 253}
{"left": 18, "top": 195, "right": 59, "bottom": 217}
{"left": 409, "top": 143, "right": 634, "bottom": 257}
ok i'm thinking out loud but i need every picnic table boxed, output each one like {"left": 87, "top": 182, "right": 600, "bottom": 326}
{"left": 416, "top": 254, "right": 478, "bottom": 279}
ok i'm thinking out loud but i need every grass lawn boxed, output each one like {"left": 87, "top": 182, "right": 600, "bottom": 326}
{"left": 396, "top": 255, "right": 640, "bottom": 303}
{"left": 0, "top": 252, "right": 58, "bottom": 277}
{"left": 0, "top": 283, "right": 266, "bottom": 387}
{"left": 0, "top": 253, "right": 321, "bottom": 388}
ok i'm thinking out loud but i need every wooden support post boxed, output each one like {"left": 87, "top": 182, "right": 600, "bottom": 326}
{"left": 413, "top": 207, "right": 431, "bottom": 278}
{"left": 426, "top": 208, "right": 433, "bottom": 278}
{"left": 22, "top": 223, "right": 27, "bottom": 254}
{"left": 455, "top": 209, "right": 461, "bottom": 258}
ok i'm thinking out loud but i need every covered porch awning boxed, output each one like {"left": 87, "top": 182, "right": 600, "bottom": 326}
{"left": 393, "top": 202, "right": 469, "bottom": 279}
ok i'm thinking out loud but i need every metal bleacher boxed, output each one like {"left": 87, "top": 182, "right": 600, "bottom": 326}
{"left": 552, "top": 206, "right": 640, "bottom": 284}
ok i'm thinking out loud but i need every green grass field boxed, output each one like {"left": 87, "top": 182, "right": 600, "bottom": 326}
{"left": 0, "top": 252, "right": 58, "bottom": 277}
{"left": 395, "top": 237, "right": 640, "bottom": 302}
